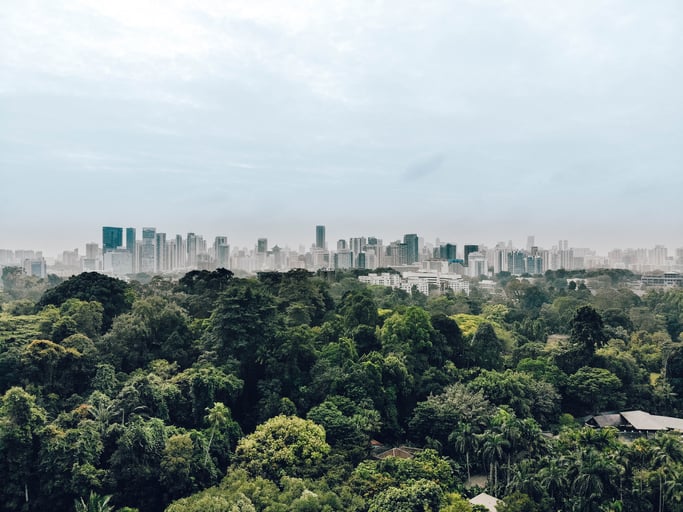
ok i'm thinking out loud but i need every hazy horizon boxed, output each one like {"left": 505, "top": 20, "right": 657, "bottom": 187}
{"left": 0, "top": 222, "right": 680, "bottom": 261}
{"left": 2, "top": 1, "right": 681, "bottom": 257}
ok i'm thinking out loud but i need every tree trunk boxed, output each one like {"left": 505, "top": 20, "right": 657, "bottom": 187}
{"left": 466, "top": 452, "right": 471, "bottom": 483}
{"left": 507, "top": 453, "right": 511, "bottom": 490}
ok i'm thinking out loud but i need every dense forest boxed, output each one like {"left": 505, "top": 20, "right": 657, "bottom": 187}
{"left": 1, "top": 266, "right": 682, "bottom": 512}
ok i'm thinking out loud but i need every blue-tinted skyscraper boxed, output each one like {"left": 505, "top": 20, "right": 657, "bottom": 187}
{"left": 126, "top": 227, "right": 136, "bottom": 272}
{"left": 403, "top": 233, "right": 419, "bottom": 264}
{"left": 102, "top": 226, "right": 123, "bottom": 253}
{"left": 316, "top": 225, "right": 326, "bottom": 249}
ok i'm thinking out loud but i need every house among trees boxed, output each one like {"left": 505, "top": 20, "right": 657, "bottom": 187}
{"left": 586, "top": 410, "right": 683, "bottom": 435}
{"left": 373, "top": 445, "right": 422, "bottom": 460}
{"left": 469, "top": 492, "right": 501, "bottom": 511}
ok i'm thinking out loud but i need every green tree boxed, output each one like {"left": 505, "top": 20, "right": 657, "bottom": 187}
{"left": 469, "top": 322, "right": 504, "bottom": 370}
{"left": 234, "top": 415, "right": 331, "bottom": 481}
{"left": 37, "top": 272, "right": 132, "bottom": 330}
{"left": 380, "top": 307, "right": 438, "bottom": 375}
{"left": 498, "top": 491, "right": 541, "bottom": 512}
{"left": 566, "top": 367, "right": 624, "bottom": 415}
{"left": 368, "top": 478, "right": 443, "bottom": 512}
{"left": 0, "top": 387, "right": 48, "bottom": 511}
{"left": 477, "top": 429, "right": 509, "bottom": 496}
{"left": 410, "top": 383, "right": 494, "bottom": 455}
{"left": 203, "top": 402, "right": 234, "bottom": 466}
{"left": 106, "top": 417, "right": 167, "bottom": 511}
{"left": 159, "top": 434, "right": 197, "bottom": 501}
{"left": 21, "top": 339, "right": 82, "bottom": 391}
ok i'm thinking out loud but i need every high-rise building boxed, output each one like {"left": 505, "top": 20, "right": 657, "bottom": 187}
{"left": 126, "top": 228, "right": 136, "bottom": 272}
{"left": 139, "top": 227, "right": 156, "bottom": 273}
{"left": 350, "top": 237, "right": 366, "bottom": 258}
{"left": 464, "top": 245, "right": 479, "bottom": 266}
{"left": 187, "top": 233, "right": 198, "bottom": 267}
{"left": 403, "top": 234, "right": 419, "bottom": 264}
{"left": 61, "top": 249, "right": 79, "bottom": 267}
{"left": 24, "top": 258, "right": 47, "bottom": 278}
{"left": 439, "top": 243, "right": 457, "bottom": 260}
{"left": 103, "top": 249, "right": 133, "bottom": 275}
{"left": 386, "top": 241, "right": 408, "bottom": 266}
{"left": 508, "top": 250, "right": 526, "bottom": 275}
{"left": 175, "top": 234, "right": 186, "bottom": 268}
{"left": 85, "top": 243, "right": 99, "bottom": 260}
{"left": 102, "top": 226, "right": 123, "bottom": 253}
{"left": 316, "top": 225, "right": 326, "bottom": 249}
{"left": 468, "top": 252, "right": 488, "bottom": 277}
{"left": 365, "top": 237, "right": 383, "bottom": 267}
{"left": 334, "top": 249, "right": 353, "bottom": 269}
{"left": 257, "top": 238, "right": 268, "bottom": 254}
{"left": 155, "top": 232, "right": 167, "bottom": 272}
{"left": 214, "top": 236, "right": 230, "bottom": 268}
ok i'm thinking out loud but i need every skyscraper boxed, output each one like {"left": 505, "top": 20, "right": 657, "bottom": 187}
{"left": 403, "top": 233, "right": 419, "bottom": 264}
{"left": 155, "top": 232, "right": 167, "bottom": 272}
{"left": 439, "top": 243, "right": 457, "bottom": 260}
{"left": 126, "top": 227, "right": 136, "bottom": 272}
{"left": 316, "top": 225, "right": 326, "bottom": 249}
{"left": 102, "top": 226, "right": 123, "bottom": 253}
{"left": 85, "top": 243, "right": 99, "bottom": 260}
{"left": 464, "top": 245, "right": 479, "bottom": 266}
{"left": 257, "top": 238, "right": 268, "bottom": 254}
{"left": 140, "top": 227, "right": 156, "bottom": 273}
{"left": 175, "top": 234, "right": 186, "bottom": 268}
{"left": 214, "top": 236, "right": 230, "bottom": 268}
{"left": 187, "top": 233, "right": 198, "bottom": 267}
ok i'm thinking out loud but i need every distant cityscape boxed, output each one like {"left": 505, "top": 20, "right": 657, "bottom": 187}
{"left": 2, "top": 225, "right": 682, "bottom": 285}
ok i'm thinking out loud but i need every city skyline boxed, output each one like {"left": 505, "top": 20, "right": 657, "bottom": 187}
{"left": 2, "top": 223, "right": 681, "bottom": 284}
{"left": 2, "top": 1, "right": 682, "bottom": 254}
{"left": 1, "top": 223, "right": 680, "bottom": 264}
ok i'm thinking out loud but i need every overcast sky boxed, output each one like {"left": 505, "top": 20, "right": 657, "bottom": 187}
{"left": 1, "top": 0, "right": 681, "bottom": 256}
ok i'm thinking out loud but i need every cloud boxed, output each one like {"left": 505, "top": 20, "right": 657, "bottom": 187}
{"left": 0, "top": 1, "right": 681, "bottom": 254}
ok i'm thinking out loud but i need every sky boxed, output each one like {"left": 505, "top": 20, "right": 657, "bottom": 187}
{"left": 1, "top": 0, "right": 682, "bottom": 257}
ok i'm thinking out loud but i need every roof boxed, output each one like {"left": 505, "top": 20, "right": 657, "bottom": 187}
{"left": 621, "top": 411, "right": 683, "bottom": 432}
{"left": 590, "top": 414, "right": 625, "bottom": 428}
{"left": 587, "top": 410, "right": 683, "bottom": 432}
{"left": 469, "top": 492, "right": 501, "bottom": 512}
{"left": 374, "top": 446, "right": 421, "bottom": 460}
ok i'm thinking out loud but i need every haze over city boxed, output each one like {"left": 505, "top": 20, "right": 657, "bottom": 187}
{"left": 1, "top": 1, "right": 682, "bottom": 255}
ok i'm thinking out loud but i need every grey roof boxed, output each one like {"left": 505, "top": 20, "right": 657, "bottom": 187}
{"left": 591, "top": 414, "right": 624, "bottom": 428}
{"left": 621, "top": 410, "right": 683, "bottom": 431}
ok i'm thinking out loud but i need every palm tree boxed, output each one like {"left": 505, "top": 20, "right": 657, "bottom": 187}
{"left": 538, "top": 455, "right": 570, "bottom": 508}
{"left": 649, "top": 433, "right": 683, "bottom": 512}
{"left": 569, "top": 448, "right": 620, "bottom": 512}
{"left": 449, "top": 422, "right": 477, "bottom": 483}
{"left": 477, "top": 430, "right": 509, "bottom": 496}
{"left": 204, "top": 401, "right": 230, "bottom": 464}
{"left": 74, "top": 491, "right": 114, "bottom": 512}
{"left": 662, "top": 464, "right": 683, "bottom": 511}
{"left": 494, "top": 410, "right": 522, "bottom": 491}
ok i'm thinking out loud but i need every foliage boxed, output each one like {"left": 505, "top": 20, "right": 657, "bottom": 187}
{"left": 0, "top": 267, "right": 681, "bottom": 512}
{"left": 37, "top": 272, "right": 132, "bottom": 329}
{"left": 234, "top": 415, "right": 331, "bottom": 481}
